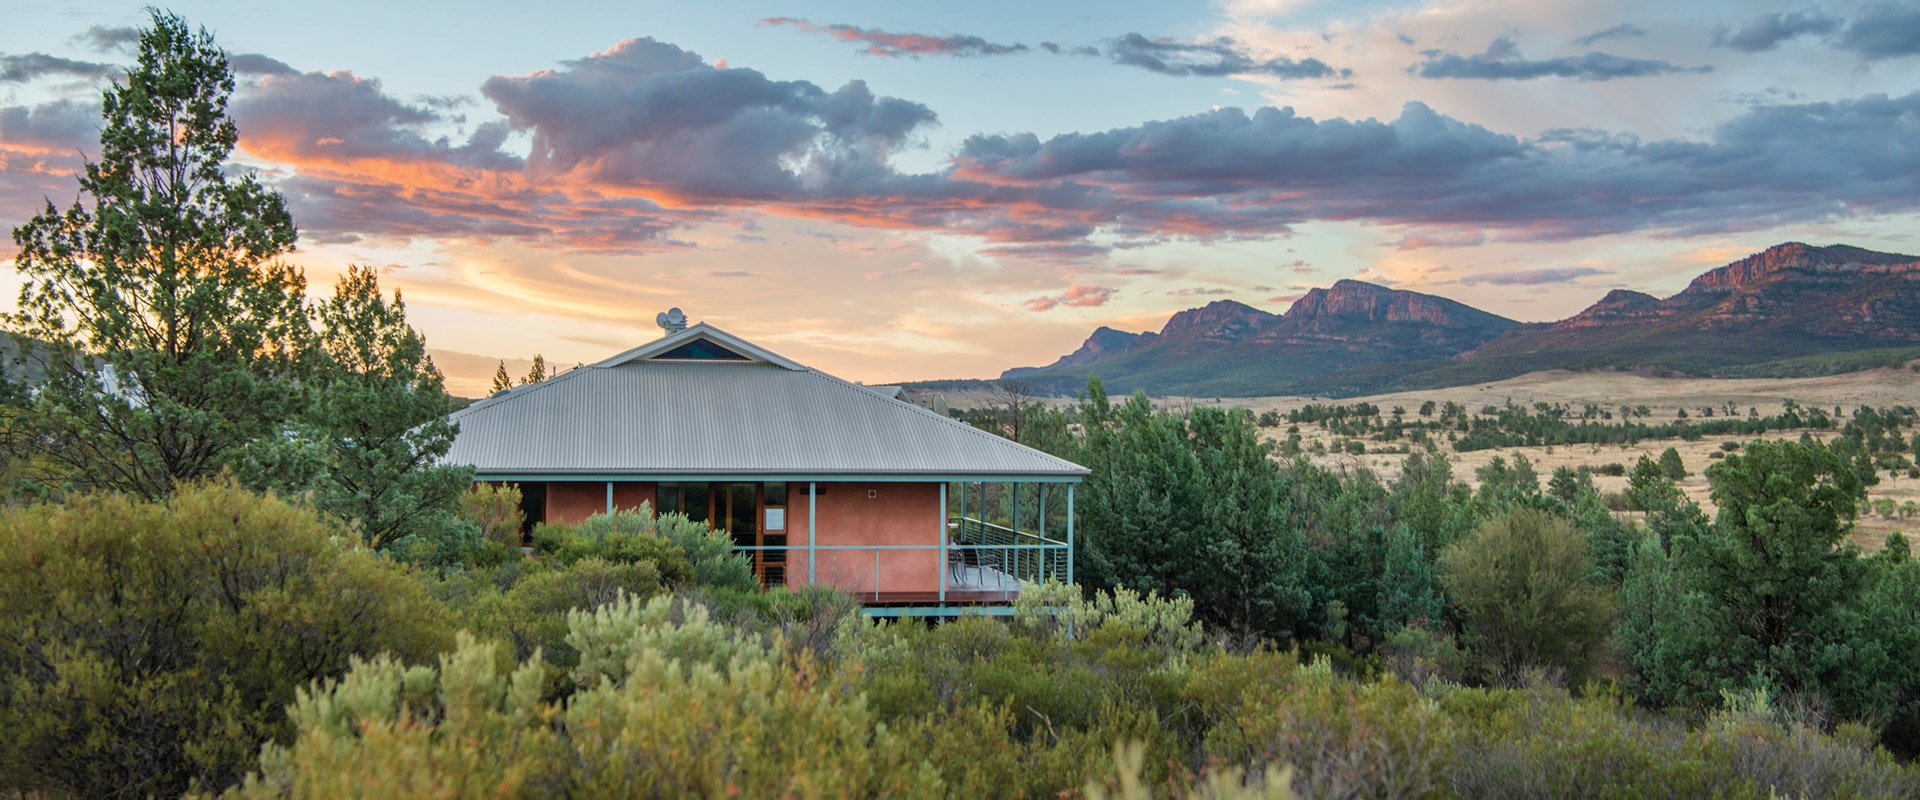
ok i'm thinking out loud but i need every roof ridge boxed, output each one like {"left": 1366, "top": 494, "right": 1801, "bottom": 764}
{"left": 802, "top": 368, "right": 1088, "bottom": 474}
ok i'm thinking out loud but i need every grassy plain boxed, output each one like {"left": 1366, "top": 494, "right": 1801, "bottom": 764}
{"left": 946, "top": 364, "right": 1920, "bottom": 550}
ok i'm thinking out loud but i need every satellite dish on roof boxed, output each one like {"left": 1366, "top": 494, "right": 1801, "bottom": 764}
{"left": 655, "top": 307, "right": 687, "bottom": 335}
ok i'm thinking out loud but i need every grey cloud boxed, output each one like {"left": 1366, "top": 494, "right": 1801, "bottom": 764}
{"left": 1102, "top": 33, "right": 1349, "bottom": 78}
{"left": 1840, "top": 4, "right": 1920, "bottom": 59}
{"left": 480, "top": 37, "right": 936, "bottom": 198}
{"left": 70, "top": 25, "right": 142, "bottom": 52}
{"left": 0, "top": 99, "right": 98, "bottom": 151}
{"left": 1418, "top": 37, "right": 1710, "bottom": 80}
{"left": 951, "top": 90, "right": 1920, "bottom": 242}
{"left": 1462, "top": 266, "right": 1610, "bottom": 285}
{"left": 1711, "top": 9, "right": 1843, "bottom": 52}
{"left": 1573, "top": 23, "right": 1647, "bottom": 46}
{"left": 0, "top": 100, "right": 100, "bottom": 226}
{"left": 231, "top": 70, "right": 518, "bottom": 170}
{"left": 230, "top": 53, "right": 299, "bottom": 76}
{"left": 0, "top": 52, "right": 117, "bottom": 83}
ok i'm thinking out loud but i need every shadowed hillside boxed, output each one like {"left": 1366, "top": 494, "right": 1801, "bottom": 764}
{"left": 981, "top": 243, "right": 1920, "bottom": 397}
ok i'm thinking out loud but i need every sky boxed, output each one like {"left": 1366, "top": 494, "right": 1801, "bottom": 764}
{"left": 3, "top": 0, "right": 1918, "bottom": 395}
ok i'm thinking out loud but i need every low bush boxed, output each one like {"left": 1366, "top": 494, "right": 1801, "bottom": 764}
{"left": 0, "top": 482, "right": 454, "bottom": 798}
{"left": 530, "top": 505, "right": 757, "bottom": 592}
{"left": 207, "top": 582, "right": 1920, "bottom": 799}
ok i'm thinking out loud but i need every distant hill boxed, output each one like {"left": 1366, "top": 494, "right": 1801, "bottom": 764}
{"left": 980, "top": 242, "right": 1920, "bottom": 398}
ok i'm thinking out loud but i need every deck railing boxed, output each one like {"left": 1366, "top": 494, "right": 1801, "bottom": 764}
{"left": 726, "top": 516, "right": 1067, "bottom": 604}
{"left": 946, "top": 515, "right": 1070, "bottom": 586}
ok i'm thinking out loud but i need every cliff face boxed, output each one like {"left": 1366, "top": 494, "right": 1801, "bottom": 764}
{"left": 1681, "top": 242, "right": 1917, "bottom": 295}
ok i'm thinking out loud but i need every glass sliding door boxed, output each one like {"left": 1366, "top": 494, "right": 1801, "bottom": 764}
{"left": 658, "top": 481, "right": 782, "bottom": 588}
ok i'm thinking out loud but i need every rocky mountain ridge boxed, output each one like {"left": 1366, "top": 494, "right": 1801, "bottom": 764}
{"left": 994, "top": 242, "right": 1920, "bottom": 397}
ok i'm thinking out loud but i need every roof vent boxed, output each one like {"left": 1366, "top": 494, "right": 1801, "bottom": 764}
{"left": 655, "top": 307, "right": 687, "bottom": 335}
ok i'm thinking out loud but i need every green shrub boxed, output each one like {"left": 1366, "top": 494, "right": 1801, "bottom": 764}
{"left": 530, "top": 506, "right": 756, "bottom": 592}
{"left": 1439, "top": 509, "right": 1616, "bottom": 684}
{"left": 505, "top": 558, "right": 666, "bottom": 669}
{"left": 0, "top": 482, "right": 454, "bottom": 798}
{"left": 459, "top": 482, "right": 524, "bottom": 547}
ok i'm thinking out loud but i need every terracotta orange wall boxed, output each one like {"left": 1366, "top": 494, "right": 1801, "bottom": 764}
{"left": 611, "top": 482, "right": 655, "bottom": 514}
{"left": 783, "top": 482, "right": 943, "bottom": 595}
{"left": 544, "top": 483, "right": 604, "bottom": 525}
{"left": 535, "top": 482, "right": 656, "bottom": 524}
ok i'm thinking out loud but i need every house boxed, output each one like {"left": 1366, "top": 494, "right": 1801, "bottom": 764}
{"left": 442, "top": 318, "right": 1089, "bottom": 616}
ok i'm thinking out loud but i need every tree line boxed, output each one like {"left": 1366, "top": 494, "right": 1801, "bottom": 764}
{"left": 1007, "top": 377, "right": 1920, "bottom": 757}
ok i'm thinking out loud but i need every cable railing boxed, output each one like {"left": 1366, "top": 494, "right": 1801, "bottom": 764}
{"left": 725, "top": 516, "right": 1066, "bottom": 603}
{"left": 946, "top": 515, "right": 1069, "bottom": 587}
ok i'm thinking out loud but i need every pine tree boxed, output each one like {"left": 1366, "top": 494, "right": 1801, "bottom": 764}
{"left": 1625, "top": 455, "right": 1682, "bottom": 513}
{"left": 7, "top": 12, "right": 306, "bottom": 498}
{"left": 522, "top": 354, "right": 547, "bottom": 385}
{"left": 1658, "top": 446, "right": 1687, "bottom": 480}
{"left": 303, "top": 266, "right": 471, "bottom": 550}
{"left": 1623, "top": 439, "right": 1884, "bottom": 714}
{"left": 490, "top": 361, "right": 512, "bottom": 394}
{"left": 1547, "top": 465, "right": 1595, "bottom": 502}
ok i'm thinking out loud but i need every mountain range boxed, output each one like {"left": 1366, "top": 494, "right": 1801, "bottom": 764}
{"left": 993, "top": 242, "right": 1920, "bottom": 397}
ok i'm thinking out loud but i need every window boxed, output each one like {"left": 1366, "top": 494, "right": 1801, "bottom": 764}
{"left": 656, "top": 482, "right": 711, "bottom": 523}
{"left": 653, "top": 338, "right": 749, "bottom": 361}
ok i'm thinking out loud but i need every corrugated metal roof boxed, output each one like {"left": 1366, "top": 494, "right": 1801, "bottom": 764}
{"left": 445, "top": 326, "right": 1087, "bottom": 479}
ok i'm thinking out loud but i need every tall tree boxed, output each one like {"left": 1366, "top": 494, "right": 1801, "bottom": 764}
{"left": 1619, "top": 440, "right": 1901, "bottom": 721}
{"left": 7, "top": 12, "right": 306, "bottom": 498}
{"left": 303, "top": 266, "right": 471, "bottom": 550}
{"left": 490, "top": 360, "right": 512, "bottom": 394}
{"left": 521, "top": 354, "right": 547, "bottom": 385}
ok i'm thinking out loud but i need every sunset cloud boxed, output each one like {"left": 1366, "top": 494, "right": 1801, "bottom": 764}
{"left": 12, "top": 31, "right": 1916, "bottom": 264}
{"left": 1024, "top": 283, "right": 1117, "bottom": 311}
{"left": 760, "top": 18, "right": 1028, "bottom": 58}
{"left": 6, "top": 7, "right": 1920, "bottom": 389}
